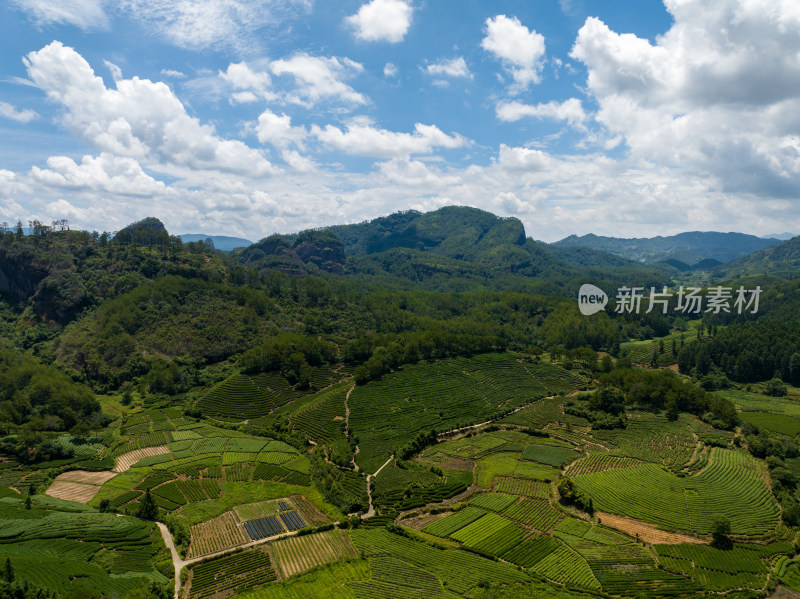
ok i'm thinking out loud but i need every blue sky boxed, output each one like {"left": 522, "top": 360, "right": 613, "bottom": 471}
{"left": 0, "top": 0, "right": 797, "bottom": 241}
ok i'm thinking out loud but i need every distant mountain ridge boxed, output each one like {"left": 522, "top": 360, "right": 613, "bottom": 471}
{"left": 552, "top": 231, "right": 782, "bottom": 266}
{"left": 179, "top": 234, "right": 252, "bottom": 251}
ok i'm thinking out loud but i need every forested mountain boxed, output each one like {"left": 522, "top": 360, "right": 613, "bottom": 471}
{"left": 234, "top": 206, "right": 669, "bottom": 294}
{"left": 713, "top": 234, "right": 800, "bottom": 279}
{"left": 553, "top": 231, "right": 781, "bottom": 265}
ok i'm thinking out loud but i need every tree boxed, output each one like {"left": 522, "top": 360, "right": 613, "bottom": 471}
{"left": 24, "top": 497, "right": 31, "bottom": 510}
{"left": 3, "top": 558, "right": 13, "bottom": 582}
{"left": 589, "top": 387, "right": 625, "bottom": 415}
{"left": 124, "top": 581, "right": 172, "bottom": 599}
{"left": 711, "top": 515, "right": 731, "bottom": 548}
{"left": 765, "top": 378, "right": 788, "bottom": 397}
{"left": 99, "top": 498, "right": 110, "bottom": 512}
{"left": 136, "top": 489, "right": 158, "bottom": 520}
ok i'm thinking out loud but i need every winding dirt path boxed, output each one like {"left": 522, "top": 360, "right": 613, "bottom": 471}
{"left": 361, "top": 454, "right": 394, "bottom": 519}
{"left": 344, "top": 384, "right": 360, "bottom": 471}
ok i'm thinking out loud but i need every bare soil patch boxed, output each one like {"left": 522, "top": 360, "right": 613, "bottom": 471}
{"left": 399, "top": 510, "right": 452, "bottom": 530}
{"left": 58, "top": 470, "right": 117, "bottom": 485}
{"left": 597, "top": 512, "right": 703, "bottom": 545}
{"left": 113, "top": 445, "right": 170, "bottom": 472}
{"left": 46, "top": 480, "right": 102, "bottom": 503}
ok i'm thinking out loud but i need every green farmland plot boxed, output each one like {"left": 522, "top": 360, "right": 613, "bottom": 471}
{"left": 590, "top": 412, "right": 698, "bottom": 471}
{"left": 739, "top": 411, "right": 800, "bottom": 435}
{"left": 522, "top": 444, "right": 579, "bottom": 467}
{"left": 719, "top": 389, "right": 800, "bottom": 416}
{"left": 500, "top": 395, "right": 590, "bottom": 430}
{"left": 234, "top": 560, "right": 370, "bottom": 599}
{"left": 572, "top": 448, "right": 779, "bottom": 535}
{"left": 0, "top": 496, "right": 167, "bottom": 597}
{"left": 350, "top": 555, "right": 457, "bottom": 599}
{"left": 198, "top": 371, "right": 328, "bottom": 420}
{"left": 91, "top": 428, "right": 314, "bottom": 517}
{"left": 289, "top": 383, "right": 353, "bottom": 463}
{"left": 188, "top": 546, "right": 276, "bottom": 598}
{"left": 423, "top": 506, "right": 487, "bottom": 538}
{"left": 349, "top": 528, "right": 529, "bottom": 594}
{"left": 468, "top": 492, "right": 518, "bottom": 512}
{"left": 349, "top": 354, "right": 586, "bottom": 472}
{"left": 656, "top": 542, "right": 793, "bottom": 591}
{"left": 502, "top": 497, "right": 562, "bottom": 531}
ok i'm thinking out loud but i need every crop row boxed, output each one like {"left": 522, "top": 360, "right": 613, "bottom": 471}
{"left": 349, "top": 528, "right": 528, "bottom": 595}
{"left": 494, "top": 476, "right": 549, "bottom": 498}
{"left": 502, "top": 497, "right": 562, "bottom": 531}
{"left": 187, "top": 512, "right": 248, "bottom": 559}
{"left": 188, "top": 546, "right": 276, "bottom": 598}
{"left": 271, "top": 530, "right": 357, "bottom": 579}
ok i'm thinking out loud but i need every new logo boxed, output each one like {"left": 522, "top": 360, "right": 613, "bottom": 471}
{"left": 578, "top": 284, "right": 608, "bottom": 316}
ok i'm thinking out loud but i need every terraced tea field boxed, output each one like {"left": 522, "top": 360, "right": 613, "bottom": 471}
{"left": 349, "top": 528, "right": 529, "bottom": 594}
{"left": 571, "top": 448, "right": 780, "bottom": 535}
{"left": 349, "top": 354, "right": 588, "bottom": 472}
{"left": 655, "top": 541, "right": 793, "bottom": 591}
{"left": 187, "top": 546, "right": 276, "bottom": 598}
{"left": 271, "top": 530, "right": 357, "bottom": 578}
{"left": 0, "top": 495, "right": 168, "bottom": 597}
{"left": 198, "top": 368, "right": 341, "bottom": 420}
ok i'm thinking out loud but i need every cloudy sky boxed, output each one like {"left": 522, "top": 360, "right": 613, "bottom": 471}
{"left": 1, "top": 0, "right": 798, "bottom": 242}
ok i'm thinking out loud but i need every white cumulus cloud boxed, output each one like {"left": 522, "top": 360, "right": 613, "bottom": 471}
{"left": 482, "top": 14, "right": 546, "bottom": 89}
{"left": 312, "top": 121, "right": 468, "bottom": 158}
{"left": 30, "top": 152, "right": 166, "bottom": 196}
{"left": 24, "top": 41, "right": 275, "bottom": 176}
{"left": 423, "top": 57, "right": 471, "bottom": 79}
{"left": 496, "top": 98, "right": 587, "bottom": 129}
{"left": 384, "top": 62, "right": 398, "bottom": 78}
{"left": 0, "top": 101, "right": 38, "bottom": 123}
{"left": 270, "top": 54, "right": 366, "bottom": 106}
{"left": 345, "top": 0, "right": 413, "bottom": 43}
{"left": 255, "top": 109, "right": 307, "bottom": 148}
{"left": 570, "top": 0, "right": 800, "bottom": 197}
